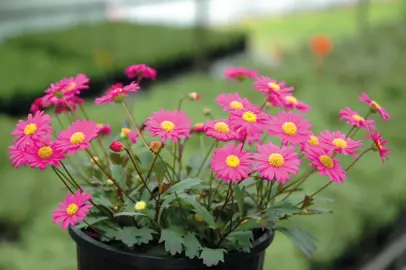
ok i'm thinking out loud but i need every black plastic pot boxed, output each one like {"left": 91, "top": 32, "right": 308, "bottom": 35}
{"left": 69, "top": 226, "right": 274, "bottom": 270}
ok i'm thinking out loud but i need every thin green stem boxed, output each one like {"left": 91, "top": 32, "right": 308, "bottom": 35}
{"left": 52, "top": 166, "right": 75, "bottom": 193}
{"left": 122, "top": 101, "right": 149, "bottom": 149}
{"left": 177, "top": 96, "right": 187, "bottom": 110}
{"left": 196, "top": 140, "right": 217, "bottom": 177}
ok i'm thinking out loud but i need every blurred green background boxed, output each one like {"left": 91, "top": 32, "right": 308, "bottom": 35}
{"left": 1, "top": 0, "right": 405, "bottom": 269}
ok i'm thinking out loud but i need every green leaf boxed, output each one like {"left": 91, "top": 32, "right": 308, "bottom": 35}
{"left": 226, "top": 231, "right": 253, "bottom": 252}
{"left": 92, "top": 196, "right": 114, "bottom": 208}
{"left": 276, "top": 226, "right": 317, "bottom": 257}
{"left": 164, "top": 178, "right": 201, "bottom": 195}
{"left": 153, "top": 160, "right": 166, "bottom": 183}
{"left": 159, "top": 228, "right": 184, "bottom": 256}
{"left": 305, "top": 208, "right": 333, "bottom": 215}
{"left": 157, "top": 192, "right": 188, "bottom": 224}
{"left": 114, "top": 212, "right": 147, "bottom": 218}
{"left": 110, "top": 164, "right": 126, "bottom": 182}
{"left": 234, "top": 184, "right": 245, "bottom": 217}
{"left": 268, "top": 201, "right": 300, "bottom": 217}
{"left": 234, "top": 218, "right": 262, "bottom": 232}
{"left": 105, "top": 227, "right": 156, "bottom": 247}
{"left": 187, "top": 155, "right": 207, "bottom": 175}
{"left": 183, "top": 233, "right": 202, "bottom": 259}
{"left": 75, "top": 216, "right": 109, "bottom": 229}
{"left": 183, "top": 195, "right": 216, "bottom": 228}
{"left": 199, "top": 248, "right": 226, "bottom": 267}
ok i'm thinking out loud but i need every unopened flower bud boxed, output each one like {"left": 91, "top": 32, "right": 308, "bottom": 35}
{"left": 106, "top": 179, "right": 114, "bottom": 186}
{"left": 110, "top": 141, "right": 124, "bottom": 152}
{"left": 194, "top": 214, "right": 204, "bottom": 222}
{"left": 202, "top": 108, "right": 211, "bottom": 116}
{"left": 135, "top": 200, "right": 146, "bottom": 211}
{"left": 191, "top": 122, "right": 205, "bottom": 133}
{"left": 90, "top": 156, "right": 99, "bottom": 164}
{"left": 120, "top": 127, "right": 131, "bottom": 138}
{"left": 149, "top": 141, "right": 163, "bottom": 153}
{"left": 188, "top": 92, "right": 200, "bottom": 101}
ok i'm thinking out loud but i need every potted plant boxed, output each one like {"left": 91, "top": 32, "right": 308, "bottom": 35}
{"left": 9, "top": 64, "right": 390, "bottom": 269}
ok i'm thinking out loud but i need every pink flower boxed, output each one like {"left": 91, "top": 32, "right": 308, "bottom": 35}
{"left": 95, "top": 82, "right": 139, "bottom": 105}
{"left": 306, "top": 148, "right": 346, "bottom": 183}
{"left": 211, "top": 144, "right": 253, "bottom": 183}
{"left": 26, "top": 141, "right": 65, "bottom": 170}
{"left": 229, "top": 108, "right": 268, "bottom": 136}
{"left": 191, "top": 122, "right": 205, "bottom": 133}
{"left": 125, "top": 64, "right": 157, "bottom": 80}
{"left": 8, "top": 145, "right": 29, "bottom": 168}
{"left": 254, "top": 142, "right": 300, "bottom": 183}
{"left": 96, "top": 124, "right": 112, "bottom": 137}
{"left": 42, "top": 74, "right": 89, "bottom": 106}
{"left": 52, "top": 190, "right": 93, "bottom": 229}
{"left": 367, "top": 132, "right": 390, "bottom": 162}
{"left": 268, "top": 111, "right": 312, "bottom": 146}
{"left": 236, "top": 128, "right": 262, "bottom": 145}
{"left": 339, "top": 107, "right": 375, "bottom": 131}
{"left": 30, "top": 97, "right": 45, "bottom": 113}
{"left": 55, "top": 97, "right": 84, "bottom": 115}
{"left": 55, "top": 120, "right": 99, "bottom": 155}
{"left": 319, "top": 130, "right": 362, "bottom": 157}
{"left": 188, "top": 92, "right": 200, "bottom": 101}
{"left": 145, "top": 109, "right": 192, "bottom": 142}
{"left": 224, "top": 67, "right": 258, "bottom": 82}
{"left": 128, "top": 130, "right": 139, "bottom": 143}
{"left": 11, "top": 111, "right": 53, "bottom": 148}
{"left": 106, "top": 82, "right": 124, "bottom": 94}
{"left": 359, "top": 92, "right": 390, "bottom": 120}
{"left": 110, "top": 141, "right": 124, "bottom": 152}
{"left": 216, "top": 93, "right": 253, "bottom": 111}
{"left": 282, "top": 95, "right": 310, "bottom": 113}
{"left": 204, "top": 119, "right": 237, "bottom": 142}
{"left": 253, "top": 76, "right": 294, "bottom": 105}
{"left": 302, "top": 134, "right": 321, "bottom": 152}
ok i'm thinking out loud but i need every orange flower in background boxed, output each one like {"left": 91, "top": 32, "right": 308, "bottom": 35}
{"left": 310, "top": 35, "right": 333, "bottom": 57}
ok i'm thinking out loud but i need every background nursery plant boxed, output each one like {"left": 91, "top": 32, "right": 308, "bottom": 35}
{"left": 8, "top": 64, "right": 390, "bottom": 267}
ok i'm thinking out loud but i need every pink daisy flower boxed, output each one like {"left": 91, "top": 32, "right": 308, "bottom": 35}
{"left": 128, "top": 130, "right": 139, "bottom": 144}
{"left": 229, "top": 108, "right": 268, "bottom": 136}
{"left": 95, "top": 82, "right": 139, "bottom": 105}
{"left": 253, "top": 76, "right": 294, "bottom": 105}
{"left": 106, "top": 82, "right": 124, "bottom": 94}
{"left": 282, "top": 95, "right": 310, "bottom": 113}
{"left": 367, "top": 132, "right": 390, "bottom": 163}
{"left": 30, "top": 97, "right": 45, "bottom": 113}
{"left": 235, "top": 128, "right": 262, "bottom": 145}
{"left": 224, "top": 66, "right": 258, "bottom": 82}
{"left": 211, "top": 144, "right": 253, "bottom": 183}
{"left": 216, "top": 93, "right": 253, "bottom": 111}
{"left": 339, "top": 107, "right": 375, "bottom": 131}
{"left": 8, "top": 145, "right": 29, "bottom": 168}
{"left": 55, "top": 120, "right": 99, "bottom": 155}
{"left": 96, "top": 124, "right": 112, "bottom": 137}
{"left": 26, "top": 141, "right": 65, "bottom": 170}
{"left": 52, "top": 190, "right": 93, "bottom": 229}
{"left": 191, "top": 122, "right": 205, "bottom": 133}
{"left": 125, "top": 64, "right": 157, "bottom": 81}
{"left": 204, "top": 119, "right": 237, "bottom": 142}
{"left": 42, "top": 74, "right": 89, "bottom": 106}
{"left": 145, "top": 109, "right": 192, "bottom": 142}
{"left": 11, "top": 111, "right": 53, "bottom": 148}
{"left": 55, "top": 96, "right": 84, "bottom": 115}
{"left": 254, "top": 142, "right": 300, "bottom": 183}
{"left": 319, "top": 130, "right": 362, "bottom": 157}
{"left": 302, "top": 134, "right": 321, "bottom": 152}
{"left": 268, "top": 111, "right": 312, "bottom": 146}
{"left": 306, "top": 148, "right": 346, "bottom": 183}
{"left": 359, "top": 92, "right": 390, "bottom": 120}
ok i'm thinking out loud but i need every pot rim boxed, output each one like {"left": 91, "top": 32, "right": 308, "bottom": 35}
{"left": 69, "top": 226, "right": 274, "bottom": 264}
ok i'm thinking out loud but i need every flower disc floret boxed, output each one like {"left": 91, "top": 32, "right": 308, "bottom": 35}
{"left": 229, "top": 108, "right": 268, "bottom": 136}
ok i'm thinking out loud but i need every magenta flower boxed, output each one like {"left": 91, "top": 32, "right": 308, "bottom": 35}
{"left": 128, "top": 130, "right": 139, "bottom": 144}
{"left": 30, "top": 97, "right": 45, "bottom": 113}
{"left": 224, "top": 67, "right": 258, "bottom": 82}
{"left": 145, "top": 109, "right": 192, "bottom": 142}
{"left": 254, "top": 142, "right": 300, "bottom": 183}
{"left": 253, "top": 76, "right": 294, "bottom": 105}
{"left": 204, "top": 119, "right": 237, "bottom": 142}
{"left": 319, "top": 130, "right": 362, "bottom": 157}
{"left": 359, "top": 92, "right": 390, "bottom": 120}
{"left": 216, "top": 93, "right": 253, "bottom": 111}
{"left": 229, "top": 108, "right": 268, "bottom": 136}
{"left": 282, "top": 95, "right": 310, "bottom": 113}
{"left": 26, "top": 141, "right": 65, "bottom": 170}
{"left": 8, "top": 145, "right": 29, "bottom": 168}
{"left": 302, "top": 134, "right": 321, "bottom": 152}
{"left": 55, "top": 120, "right": 99, "bottom": 155}
{"left": 106, "top": 82, "right": 124, "bottom": 95}
{"left": 125, "top": 64, "right": 157, "bottom": 81}
{"left": 95, "top": 82, "right": 139, "bottom": 105}
{"left": 42, "top": 74, "right": 89, "bottom": 106}
{"left": 268, "top": 111, "right": 312, "bottom": 146}
{"left": 339, "top": 107, "right": 375, "bottom": 131}
{"left": 55, "top": 97, "right": 84, "bottom": 115}
{"left": 306, "top": 148, "right": 346, "bottom": 183}
{"left": 191, "top": 122, "right": 205, "bottom": 133}
{"left": 236, "top": 128, "right": 262, "bottom": 145}
{"left": 11, "top": 111, "right": 53, "bottom": 148}
{"left": 52, "top": 190, "right": 93, "bottom": 229}
{"left": 96, "top": 124, "right": 112, "bottom": 137}
{"left": 211, "top": 144, "right": 253, "bottom": 183}
{"left": 367, "top": 132, "right": 390, "bottom": 163}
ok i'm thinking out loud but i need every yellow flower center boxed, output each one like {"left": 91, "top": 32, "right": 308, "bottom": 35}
{"left": 214, "top": 122, "right": 230, "bottom": 134}
{"left": 319, "top": 155, "right": 334, "bottom": 169}
{"left": 268, "top": 82, "right": 280, "bottom": 91}
{"left": 353, "top": 114, "right": 364, "bottom": 121}
{"left": 65, "top": 82, "right": 76, "bottom": 92}
{"left": 66, "top": 203, "right": 79, "bottom": 216}
{"left": 332, "top": 138, "right": 347, "bottom": 149}
{"left": 226, "top": 155, "right": 240, "bottom": 168}
{"left": 121, "top": 127, "right": 131, "bottom": 138}
{"left": 308, "top": 135, "right": 319, "bottom": 146}
{"left": 230, "top": 101, "right": 243, "bottom": 109}
{"left": 268, "top": 153, "right": 284, "bottom": 168}
{"left": 371, "top": 100, "right": 381, "bottom": 109}
{"left": 24, "top": 123, "right": 38, "bottom": 135}
{"left": 242, "top": 112, "right": 257, "bottom": 123}
{"left": 161, "top": 121, "right": 175, "bottom": 132}
{"left": 285, "top": 96, "right": 297, "bottom": 104}
{"left": 38, "top": 146, "right": 53, "bottom": 159}
{"left": 376, "top": 141, "right": 383, "bottom": 149}
{"left": 135, "top": 201, "right": 146, "bottom": 211}
{"left": 70, "top": 132, "right": 86, "bottom": 145}
{"left": 282, "top": 122, "right": 297, "bottom": 136}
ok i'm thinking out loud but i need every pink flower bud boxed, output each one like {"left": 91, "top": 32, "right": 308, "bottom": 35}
{"left": 188, "top": 92, "right": 200, "bottom": 101}
{"left": 109, "top": 141, "right": 124, "bottom": 152}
